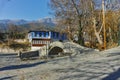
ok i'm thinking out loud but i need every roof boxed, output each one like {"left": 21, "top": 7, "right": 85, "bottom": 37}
{"left": 28, "top": 30, "right": 60, "bottom": 33}
{"left": 28, "top": 30, "right": 49, "bottom": 33}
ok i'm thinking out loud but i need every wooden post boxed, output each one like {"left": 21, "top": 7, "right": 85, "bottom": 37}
{"left": 102, "top": 0, "right": 106, "bottom": 49}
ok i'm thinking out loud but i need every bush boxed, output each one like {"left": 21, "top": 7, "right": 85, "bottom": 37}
{"left": 9, "top": 41, "right": 30, "bottom": 51}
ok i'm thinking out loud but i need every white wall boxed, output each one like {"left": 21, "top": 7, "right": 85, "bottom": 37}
{"left": 31, "top": 45, "right": 49, "bottom": 57}
{"left": 31, "top": 47, "right": 41, "bottom": 51}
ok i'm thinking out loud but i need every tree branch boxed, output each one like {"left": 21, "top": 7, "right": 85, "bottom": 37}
{"left": 71, "top": 0, "right": 80, "bottom": 16}
{"left": 98, "top": 23, "right": 103, "bottom": 34}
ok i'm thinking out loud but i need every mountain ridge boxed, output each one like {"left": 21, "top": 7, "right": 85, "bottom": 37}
{"left": 0, "top": 18, "right": 56, "bottom": 32}
{"left": 0, "top": 17, "right": 56, "bottom": 26}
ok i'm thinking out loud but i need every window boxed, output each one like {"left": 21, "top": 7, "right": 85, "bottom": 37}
{"left": 34, "top": 32, "right": 37, "bottom": 37}
{"left": 47, "top": 32, "right": 49, "bottom": 36}
{"left": 39, "top": 32, "right": 42, "bottom": 37}
{"left": 32, "top": 40, "right": 34, "bottom": 44}
{"left": 46, "top": 32, "right": 49, "bottom": 37}
{"left": 56, "top": 33, "right": 59, "bottom": 38}
{"left": 35, "top": 40, "right": 36, "bottom": 44}
{"left": 43, "top": 32, "right": 46, "bottom": 37}
{"left": 53, "top": 32, "right": 55, "bottom": 38}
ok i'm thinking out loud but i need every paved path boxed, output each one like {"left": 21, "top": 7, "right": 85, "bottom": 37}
{"left": 0, "top": 48, "right": 120, "bottom": 80}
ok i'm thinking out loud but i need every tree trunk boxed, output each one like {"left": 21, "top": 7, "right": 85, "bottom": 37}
{"left": 67, "top": 25, "right": 72, "bottom": 41}
{"left": 93, "top": 18, "right": 103, "bottom": 46}
{"left": 102, "top": 0, "right": 106, "bottom": 49}
{"left": 71, "top": 0, "right": 84, "bottom": 46}
{"left": 95, "top": 32, "right": 103, "bottom": 45}
{"left": 109, "top": 27, "right": 113, "bottom": 43}
{"left": 78, "top": 19, "right": 84, "bottom": 46}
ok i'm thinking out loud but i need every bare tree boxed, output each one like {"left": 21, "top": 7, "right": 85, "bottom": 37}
{"left": 49, "top": 0, "right": 120, "bottom": 49}
{"left": 50, "top": 0, "right": 95, "bottom": 45}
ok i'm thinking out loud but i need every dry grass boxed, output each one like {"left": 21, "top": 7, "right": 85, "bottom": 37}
{"left": 9, "top": 41, "right": 30, "bottom": 51}
{"left": 0, "top": 40, "right": 30, "bottom": 52}
{"left": 107, "top": 42, "right": 118, "bottom": 49}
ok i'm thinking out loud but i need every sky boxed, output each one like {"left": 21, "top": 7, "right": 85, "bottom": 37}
{"left": 0, "top": 0, "right": 52, "bottom": 20}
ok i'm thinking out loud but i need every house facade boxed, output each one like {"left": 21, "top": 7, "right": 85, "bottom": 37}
{"left": 28, "top": 30, "right": 67, "bottom": 50}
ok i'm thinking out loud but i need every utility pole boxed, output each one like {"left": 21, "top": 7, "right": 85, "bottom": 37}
{"left": 102, "top": 0, "right": 106, "bottom": 49}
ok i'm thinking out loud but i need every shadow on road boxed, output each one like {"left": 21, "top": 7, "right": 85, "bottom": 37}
{"left": 0, "top": 75, "right": 16, "bottom": 80}
{"left": 102, "top": 68, "right": 120, "bottom": 80}
{"left": 0, "top": 61, "right": 46, "bottom": 71}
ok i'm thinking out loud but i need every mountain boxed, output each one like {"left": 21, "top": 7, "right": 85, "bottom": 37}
{"left": 0, "top": 19, "right": 28, "bottom": 25}
{"left": 0, "top": 18, "right": 56, "bottom": 32}
{"left": 0, "top": 18, "right": 56, "bottom": 26}
{"left": 38, "top": 17, "right": 56, "bottom": 26}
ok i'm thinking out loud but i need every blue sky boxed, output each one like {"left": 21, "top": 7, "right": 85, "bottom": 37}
{"left": 0, "top": 0, "right": 52, "bottom": 20}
